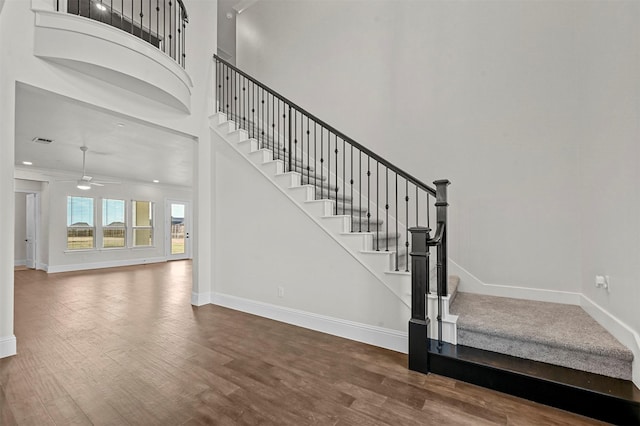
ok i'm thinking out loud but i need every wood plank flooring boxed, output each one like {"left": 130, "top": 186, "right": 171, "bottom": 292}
{"left": 1, "top": 262, "right": 606, "bottom": 425}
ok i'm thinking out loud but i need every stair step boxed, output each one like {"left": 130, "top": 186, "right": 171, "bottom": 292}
{"left": 450, "top": 292, "right": 634, "bottom": 380}
{"left": 316, "top": 188, "right": 353, "bottom": 203}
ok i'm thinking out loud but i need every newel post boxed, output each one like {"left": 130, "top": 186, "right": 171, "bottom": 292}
{"left": 408, "top": 227, "right": 430, "bottom": 373}
{"left": 434, "top": 179, "right": 450, "bottom": 297}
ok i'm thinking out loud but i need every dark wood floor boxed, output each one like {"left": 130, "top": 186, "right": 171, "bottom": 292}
{"left": 1, "top": 262, "right": 606, "bottom": 425}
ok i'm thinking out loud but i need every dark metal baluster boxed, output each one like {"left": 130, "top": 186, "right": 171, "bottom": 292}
{"left": 288, "top": 107, "right": 293, "bottom": 172}
{"left": 386, "top": 167, "right": 389, "bottom": 252}
{"left": 395, "top": 172, "right": 398, "bottom": 269}
{"left": 359, "top": 151, "right": 362, "bottom": 232}
{"left": 327, "top": 132, "right": 331, "bottom": 201}
{"left": 320, "top": 128, "right": 324, "bottom": 198}
{"left": 140, "top": 0, "right": 143, "bottom": 40}
{"left": 182, "top": 20, "right": 186, "bottom": 67}
{"left": 163, "top": 0, "right": 166, "bottom": 53}
{"left": 170, "top": 1, "right": 174, "bottom": 59}
{"left": 271, "top": 95, "right": 275, "bottom": 157}
{"left": 314, "top": 122, "right": 317, "bottom": 192}
{"left": 350, "top": 145, "right": 353, "bottom": 220}
{"left": 405, "top": 181, "right": 410, "bottom": 272}
{"left": 306, "top": 117, "right": 310, "bottom": 185}
{"left": 111, "top": 0, "right": 114, "bottom": 26}
{"left": 376, "top": 161, "right": 379, "bottom": 250}
{"left": 334, "top": 135, "right": 339, "bottom": 216}
{"left": 131, "top": 0, "right": 134, "bottom": 34}
{"left": 242, "top": 77, "right": 249, "bottom": 130}
{"left": 367, "top": 157, "right": 371, "bottom": 233}
{"left": 294, "top": 110, "right": 297, "bottom": 174}
{"left": 225, "top": 67, "right": 229, "bottom": 115}
{"left": 343, "top": 138, "right": 346, "bottom": 216}
{"left": 148, "top": 0, "right": 151, "bottom": 42}
{"left": 121, "top": 0, "right": 124, "bottom": 31}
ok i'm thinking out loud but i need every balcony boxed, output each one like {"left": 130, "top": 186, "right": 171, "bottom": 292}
{"left": 59, "top": 0, "right": 188, "bottom": 68}
{"left": 33, "top": 0, "right": 193, "bottom": 112}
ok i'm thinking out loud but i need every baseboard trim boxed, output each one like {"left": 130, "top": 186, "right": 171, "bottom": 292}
{"left": 581, "top": 295, "right": 640, "bottom": 389}
{"left": 191, "top": 291, "right": 211, "bottom": 306}
{"left": 47, "top": 257, "right": 166, "bottom": 273}
{"left": 37, "top": 261, "right": 48, "bottom": 272}
{"left": 449, "top": 258, "right": 581, "bottom": 305}
{"left": 212, "top": 292, "right": 408, "bottom": 354}
{"left": 0, "top": 335, "right": 17, "bottom": 358}
{"left": 14, "top": 259, "right": 26, "bottom": 267}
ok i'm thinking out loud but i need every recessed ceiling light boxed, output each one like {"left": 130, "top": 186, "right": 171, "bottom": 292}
{"left": 96, "top": 3, "right": 107, "bottom": 11}
{"left": 153, "top": 179, "right": 160, "bottom": 183}
{"left": 22, "top": 161, "right": 33, "bottom": 166}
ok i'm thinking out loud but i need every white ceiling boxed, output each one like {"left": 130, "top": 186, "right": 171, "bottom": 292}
{"left": 14, "top": 83, "right": 196, "bottom": 187}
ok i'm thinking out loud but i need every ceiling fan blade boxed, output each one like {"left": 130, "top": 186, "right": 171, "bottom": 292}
{"left": 93, "top": 181, "right": 121, "bottom": 185}
{"left": 89, "top": 182, "right": 104, "bottom": 187}
{"left": 54, "top": 179, "right": 77, "bottom": 183}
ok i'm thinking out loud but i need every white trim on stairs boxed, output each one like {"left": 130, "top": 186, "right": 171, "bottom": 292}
{"left": 450, "top": 258, "right": 582, "bottom": 305}
{"left": 581, "top": 295, "right": 640, "bottom": 389}
{"left": 0, "top": 335, "right": 17, "bottom": 359}
{"left": 212, "top": 292, "right": 408, "bottom": 353}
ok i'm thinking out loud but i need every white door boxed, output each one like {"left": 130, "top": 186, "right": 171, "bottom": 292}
{"left": 167, "top": 200, "right": 191, "bottom": 260}
{"left": 25, "top": 193, "right": 37, "bottom": 269}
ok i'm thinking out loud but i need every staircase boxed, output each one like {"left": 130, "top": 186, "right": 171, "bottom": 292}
{"left": 212, "top": 55, "right": 639, "bottom": 424}
{"left": 211, "top": 113, "right": 459, "bottom": 343}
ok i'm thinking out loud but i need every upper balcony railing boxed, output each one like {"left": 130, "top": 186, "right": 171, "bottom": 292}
{"left": 57, "top": 0, "right": 188, "bottom": 68}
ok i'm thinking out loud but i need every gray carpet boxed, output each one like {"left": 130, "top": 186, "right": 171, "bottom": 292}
{"left": 450, "top": 292, "right": 633, "bottom": 380}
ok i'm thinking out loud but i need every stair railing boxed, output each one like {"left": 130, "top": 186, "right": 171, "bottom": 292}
{"left": 214, "top": 55, "right": 450, "bottom": 367}
{"left": 58, "top": 0, "right": 188, "bottom": 67}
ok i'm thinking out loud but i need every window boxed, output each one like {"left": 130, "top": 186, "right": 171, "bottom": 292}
{"left": 102, "top": 199, "right": 126, "bottom": 248}
{"left": 132, "top": 201, "right": 154, "bottom": 247}
{"left": 67, "top": 196, "right": 95, "bottom": 249}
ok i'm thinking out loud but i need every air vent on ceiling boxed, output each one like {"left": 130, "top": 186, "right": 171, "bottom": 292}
{"left": 32, "top": 137, "right": 54, "bottom": 144}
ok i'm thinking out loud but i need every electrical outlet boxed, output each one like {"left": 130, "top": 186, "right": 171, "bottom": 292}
{"left": 278, "top": 286, "right": 284, "bottom": 298}
{"left": 595, "top": 275, "right": 610, "bottom": 291}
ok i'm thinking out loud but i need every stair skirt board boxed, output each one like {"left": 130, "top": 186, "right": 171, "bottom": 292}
{"left": 211, "top": 113, "right": 458, "bottom": 344}
{"left": 424, "top": 340, "right": 640, "bottom": 425}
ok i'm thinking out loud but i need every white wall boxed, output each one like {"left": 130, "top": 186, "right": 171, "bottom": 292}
{"left": 13, "top": 192, "right": 26, "bottom": 264}
{"left": 236, "top": 1, "right": 639, "bottom": 318}
{"left": 575, "top": 2, "right": 640, "bottom": 357}
{"left": 213, "top": 129, "right": 409, "bottom": 346}
{"left": 0, "top": 0, "right": 217, "bottom": 356}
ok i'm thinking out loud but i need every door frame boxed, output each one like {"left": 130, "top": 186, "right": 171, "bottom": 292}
{"left": 15, "top": 190, "right": 41, "bottom": 270}
{"left": 165, "top": 199, "right": 191, "bottom": 260}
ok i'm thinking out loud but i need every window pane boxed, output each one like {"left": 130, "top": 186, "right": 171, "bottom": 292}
{"left": 133, "top": 201, "right": 153, "bottom": 227}
{"left": 134, "top": 229, "right": 153, "bottom": 246}
{"left": 133, "top": 201, "right": 153, "bottom": 247}
{"left": 67, "top": 196, "right": 94, "bottom": 249}
{"left": 67, "top": 228, "right": 94, "bottom": 249}
{"left": 103, "top": 199, "right": 125, "bottom": 226}
{"left": 67, "top": 196, "right": 94, "bottom": 227}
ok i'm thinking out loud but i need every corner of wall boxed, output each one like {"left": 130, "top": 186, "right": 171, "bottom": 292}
{"left": 0, "top": 335, "right": 17, "bottom": 358}
{"left": 580, "top": 294, "right": 640, "bottom": 389}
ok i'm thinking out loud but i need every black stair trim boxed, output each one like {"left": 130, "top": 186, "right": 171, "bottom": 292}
{"left": 419, "top": 340, "right": 640, "bottom": 425}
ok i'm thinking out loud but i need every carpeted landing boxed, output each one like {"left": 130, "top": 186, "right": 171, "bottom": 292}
{"left": 450, "top": 292, "right": 634, "bottom": 380}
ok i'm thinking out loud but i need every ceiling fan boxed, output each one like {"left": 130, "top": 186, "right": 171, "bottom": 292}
{"left": 58, "top": 146, "right": 120, "bottom": 190}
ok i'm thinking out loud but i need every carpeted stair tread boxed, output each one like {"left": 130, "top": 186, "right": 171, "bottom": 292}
{"left": 450, "top": 292, "right": 633, "bottom": 379}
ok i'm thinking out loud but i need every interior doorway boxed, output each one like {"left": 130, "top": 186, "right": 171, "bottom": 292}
{"left": 15, "top": 190, "right": 40, "bottom": 270}
{"left": 166, "top": 200, "right": 191, "bottom": 260}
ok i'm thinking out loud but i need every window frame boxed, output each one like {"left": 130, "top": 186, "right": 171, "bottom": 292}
{"left": 66, "top": 196, "right": 96, "bottom": 251}
{"left": 101, "top": 198, "right": 127, "bottom": 249}
{"left": 131, "top": 200, "right": 155, "bottom": 248}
